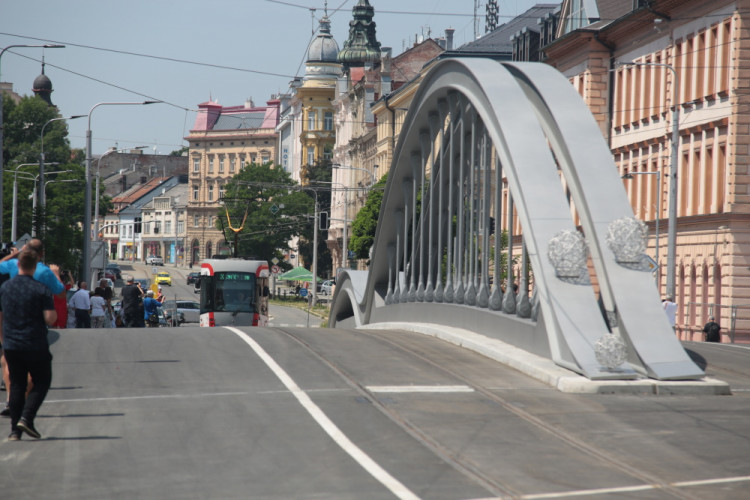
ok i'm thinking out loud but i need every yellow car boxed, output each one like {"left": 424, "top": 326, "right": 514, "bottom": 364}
{"left": 155, "top": 272, "right": 172, "bottom": 286}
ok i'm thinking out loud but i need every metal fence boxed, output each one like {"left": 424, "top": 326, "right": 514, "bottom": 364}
{"left": 681, "top": 302, "right": 742, "bottom": 343}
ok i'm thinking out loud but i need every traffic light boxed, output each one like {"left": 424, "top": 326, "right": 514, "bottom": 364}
{"left": 319, "top": 211, "right": 329, "bottom": 230}
{"left": 134, "top": 217, "right": 142, "bottom": 233}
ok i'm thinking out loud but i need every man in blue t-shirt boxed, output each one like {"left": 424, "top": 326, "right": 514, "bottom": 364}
{"left": 0, "top": 239, "right": 63, "bottom": 295}
{"left": 0, "top": 247, "right": 57, "bottom": 440}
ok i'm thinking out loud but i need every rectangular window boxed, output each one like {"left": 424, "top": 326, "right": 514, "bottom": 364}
{"left": 208, "top": 156, "right": 214, "bottom": 173}
{"left": 154, "top": 221, "right": 161, "bottom": 234}
{"left": 307, "top": 147, "right": 315, "bottom": 165}
{"left": 165, "top": 220, "right": 172, "bottom": 234}
{"left": 208, "top": 184, "right": 214, "bottom": 201}
{"left": 219, "top": 184, "right": 226, "bottom": 199}
{"left": 324, "top": 111, "right": 333, "bottom": 131}
{"left": 308, "top": 111, "right": 317, "bottom": 130}
{"left": 229, "top": 156, "right": 236, "bottom": 173}
{"left": 193, "top": 186, "right": 199, "bottom": 200}
{"left": 239, "top": 154, "right": 246, "bottom": 167}
{"left": 219, "top": 156, "right": 225, "bottom": 173}
{"left": 194, "top": 215, "right": 200, "bottom": 227}
{"left": 177, "top": 220, "right": 184, "bottom": 234}
{"left": 261, "top": 155, "right": 269, "bottom": 164}
{"left": 192, "top": 157, "right": 200, "bottom": 172}
{"left": 250, "top": 154, "right": 257, "bottom": 164}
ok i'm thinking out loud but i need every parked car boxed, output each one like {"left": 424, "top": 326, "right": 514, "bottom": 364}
{"left": 155, "top": 272, "right": 172, "bottom": 286}
{"left": 146, "top": 256, "right": 163, "bottom": 265}
{"left": 99, "top": 278, "right": 115, "bottom": 290}
{"left": 162, "top": 300, "right": 200, "bottom": 323}
{"left": 161, "top": 308, "right": 184, "bottom": 327}
{"left": 134, "top": 278, "right": 150, "bottom": 291}
{"left": 105, "top": 263, "right": 122, "bottom": 280}
{"left": 98, "top": 269, "right": 118, "bottom": 282}
{"left": 186, "top": 271, "right": 200, "bottom": 285}
{"left": 320, "top": 280, "right": 335, "bottom": 295}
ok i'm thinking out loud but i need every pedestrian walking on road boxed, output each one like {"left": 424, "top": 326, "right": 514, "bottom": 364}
{"left": 69, "top": 282, "right": 91, "bottom": 328}
{"left": 0, "top": 247, "right": 57, "bottom": 441}
{"left": 0, "top": 239, "right": 64, "bottom": 416}
{"left": 703, "top": 316, "right": 722, "bottom": 343}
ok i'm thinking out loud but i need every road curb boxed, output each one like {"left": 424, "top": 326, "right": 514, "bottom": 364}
{"left": 360, "top": 322, "right": 732, "bottom": 395}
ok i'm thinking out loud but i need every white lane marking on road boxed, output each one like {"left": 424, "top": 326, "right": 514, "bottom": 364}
{"left": 367, "top": 385, "right": 474, "bottom": 393}
{"left": 512, "top": 474, "right": 750, "bottom": 499}
{"left": 225, "top": 326, "right": 419, "bottom": 500}
{"left": 43, "top": 388, "right": 351, "bottom": 405}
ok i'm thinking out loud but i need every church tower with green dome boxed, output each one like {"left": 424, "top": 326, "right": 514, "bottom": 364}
{"left": 337, "top": 0, "right": 381, "bottom": 69}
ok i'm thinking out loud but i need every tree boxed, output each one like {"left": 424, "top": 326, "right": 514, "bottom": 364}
{"left": 1, "top": 94, "right": 92, "bottom": 275}
{"left": 219, "top": 161, "right": 314, "bottom": 263}
{"left": 349, "top": 173, "right": 388, "bottom": 260}
{"left": 296, "top": 159, "right": 332, "bottom": 276}
{"left": 169, "top": 146, "right": 188, "bottom": 157}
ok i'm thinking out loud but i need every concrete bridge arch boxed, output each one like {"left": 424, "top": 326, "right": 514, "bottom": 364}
{"left": 329, "top": 58, "right": 703, "bottom": 382}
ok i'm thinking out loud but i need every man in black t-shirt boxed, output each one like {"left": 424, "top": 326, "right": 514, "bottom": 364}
{"left": 121, "top": 277, "right": 145, "bottom": 328}
{"left": 703, "top": 316, "right": 721, "bottom": 343}
{"left": 0, "top": 248, "right": 57, "bottom": 441}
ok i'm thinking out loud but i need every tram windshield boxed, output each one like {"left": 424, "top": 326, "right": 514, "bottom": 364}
{"left": 200, "top": 271, "right": 256, "bottom": 314}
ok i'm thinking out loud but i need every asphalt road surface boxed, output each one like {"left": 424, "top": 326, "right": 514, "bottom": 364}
{"left": 2, "top": 325, "right": 750, "bottom": 499}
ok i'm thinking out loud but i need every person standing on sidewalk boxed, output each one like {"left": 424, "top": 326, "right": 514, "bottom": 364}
{"left": 90, "top": 288, "right": 108, "bottom": 329}
{"left": 702, "top": 316, "right": 722, "bottom": 343}
{"left": 0, "top": 247, "right": 57, "bottom": 441}
{"left": 68, "top": 282, "right": 91, "bottom": 328}
{"left": 121, "top": 277, "right": 145, "bottom": 327}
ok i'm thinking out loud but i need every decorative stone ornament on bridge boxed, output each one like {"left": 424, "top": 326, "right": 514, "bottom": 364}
{"left": 329, "top": 58, "right": 704, "bottom": 383}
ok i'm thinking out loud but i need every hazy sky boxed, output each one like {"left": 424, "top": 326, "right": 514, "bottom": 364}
{"left": 2, "top": 0, "right": 546, "bottom": 156}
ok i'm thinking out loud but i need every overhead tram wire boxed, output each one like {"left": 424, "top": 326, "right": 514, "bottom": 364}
{"left": 0, "top": 32, "right": 295, "bottom": 80}
{"left": 260, "top": 2, "right": 745, "bottom": 21}
{"left": 11, "top": 52, "right": 187, "bottom": 112}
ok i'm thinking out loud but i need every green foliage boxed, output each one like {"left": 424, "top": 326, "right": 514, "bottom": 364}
{"left": 169, "top": 146, "right": 188, "bottom": 157}
{"left": 219, "top": 161, "right": 333, "bottom": 277}
{"left": 349, "top": 173, "right": 388, "bottom": 260}
{"left": 1, "top": 94, "right": 90, "bottom": 274}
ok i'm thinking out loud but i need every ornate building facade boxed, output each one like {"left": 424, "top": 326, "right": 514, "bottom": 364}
{"left": 185, "top": 98, "right": 280, "bottom": 263}
{"left": 543, "top": 0, "right": 750, "bottom": 341}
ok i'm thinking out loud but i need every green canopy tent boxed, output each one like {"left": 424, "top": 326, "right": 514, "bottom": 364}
{"left": 278, "top": 266, "right": 312, "bottom": 280}
{"left": 291, "top": 272, "right": 323, "bottom": 283}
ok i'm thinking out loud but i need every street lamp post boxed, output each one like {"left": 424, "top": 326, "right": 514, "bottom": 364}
{"left": 40, "top": 115, "right": 85, "bottom": 209}
{"left": 10, "top": 163, "right": 43, "bottom": 242}
{"left": 10, "top": 168, "right": 69, "bottom": 241}
{"left": 0, "top": 43, "right": 64, "bottom": 240}
{"left": 11, "top": 162, "right": 59, "bottom": 240}
{"left": 34, "top": 178, "right": 78, "bottom": 215}
{"left": 622, "top": 170, "right": 662, "bottom": 274}
{"left": 83, "top": 100, "right": 159, "bottom": 284}
{"left": 619, "top": 61, "right": 680, "bottom": 299}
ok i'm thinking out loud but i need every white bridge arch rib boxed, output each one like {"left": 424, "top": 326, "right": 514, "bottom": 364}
{"left": 328, "top": 58, "right": 703, "bottom": 381}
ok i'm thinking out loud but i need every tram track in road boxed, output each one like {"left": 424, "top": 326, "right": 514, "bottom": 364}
{"left": 270, "top": 327, "right": 520, "bottom": 499}
{"left": 273, "top": 327, "right": 703, "bottom": 500}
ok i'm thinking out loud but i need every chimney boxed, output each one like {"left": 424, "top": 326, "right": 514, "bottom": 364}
{"left": 380, "top": 48, "right": 392, "bottom": 95}
{"left": 445, "top": 28, "right": 455, "bottom": 51}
